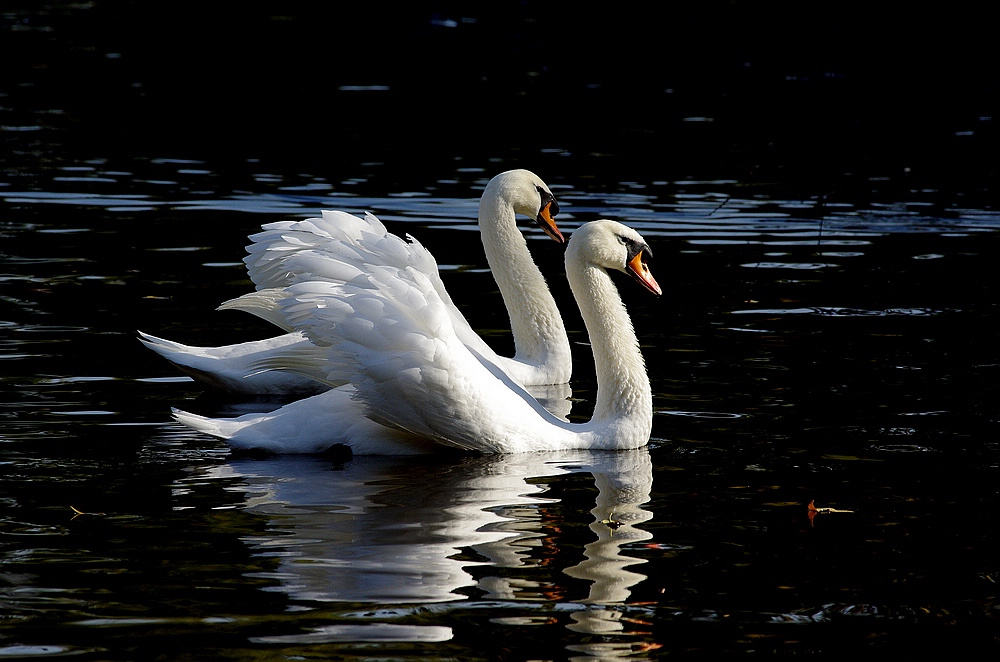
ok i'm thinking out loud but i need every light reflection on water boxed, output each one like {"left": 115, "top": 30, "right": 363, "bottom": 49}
{"left": 1, "top": 162, "right": 999, "bottom": 658}
{"left": 199, "top": 449, "right": 652, "bottom": 605}
{"left": 8, "top": 164, "right": 998, "bottom": 245}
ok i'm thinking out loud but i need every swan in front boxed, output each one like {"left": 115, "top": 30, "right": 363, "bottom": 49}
{"left": 139, "top": 169, "right": 571, "bottom": 394}
{"left": 172, "top": 220, "right": 660, "bottom": 454}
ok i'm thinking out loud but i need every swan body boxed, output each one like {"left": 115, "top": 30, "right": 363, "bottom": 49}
{"left": 140, "top": 170, "right": 570, "bottom": 393}
{"left": 173, "top": 220, "right": 660, "bottom": 454}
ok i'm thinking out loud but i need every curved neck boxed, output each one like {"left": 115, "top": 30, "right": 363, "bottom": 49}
{"left": 479, "top": 190, "right": 568, "bottom": 365}
{"left": 566, "top": 260, "right": 652, "bottom": 430}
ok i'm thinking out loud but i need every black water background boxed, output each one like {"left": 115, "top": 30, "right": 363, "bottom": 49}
{"left": 5, "top": 1, "right": 997, "bottom": 192}
{"left": 2, "top": 1, "right": 999, "bottom": 659}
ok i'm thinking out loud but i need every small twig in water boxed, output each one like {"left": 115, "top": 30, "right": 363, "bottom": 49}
{"left": 601, "top": 512, "right": 623, "bottom": 536}
{"left": 70, "top": 505, "right": 107, "bottom": 520}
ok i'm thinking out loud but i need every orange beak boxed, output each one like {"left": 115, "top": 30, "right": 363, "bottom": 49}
{"left": 627, "top": 251, "right": 662, "bottom": 296}
{"left": 535, "top": 200, "right": 565, "bottom": 244}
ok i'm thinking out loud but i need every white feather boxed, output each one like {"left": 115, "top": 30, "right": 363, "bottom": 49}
{"left": 140, "top": 169, "right": 571, "bottom": 394}
{"left": 137, "top": 330, "right": 330, "bottom": 394}
{"left": 173, "top": 220, "right": 658, "bottom": 454}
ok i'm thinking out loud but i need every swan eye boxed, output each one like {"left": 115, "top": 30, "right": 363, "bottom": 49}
{"left": 622, "top": 237, "right": 653, "bottom": 266}
{"left": 537, "top": 186, "right": 559, "bottom": 217}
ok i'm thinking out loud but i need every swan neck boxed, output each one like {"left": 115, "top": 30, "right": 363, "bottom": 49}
{"left": 479, "top": 190, "right": 567, "bottom": 366}
{"left": 567, "top": 260, "right": 652, "bottom": 428}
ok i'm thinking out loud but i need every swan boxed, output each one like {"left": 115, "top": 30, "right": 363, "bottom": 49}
{"left": 139, "top": 169, "right": 571, "bottom": 394}
{"left": 171, "top": 219, "right": 661, "bottom": 454}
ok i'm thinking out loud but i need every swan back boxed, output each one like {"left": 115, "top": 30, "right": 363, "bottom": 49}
{"left": 238, "top": 170, "right": 570, "bottom": 387}
{"left": 277, "top": 219, "right": 656, "bottom": 452}
{"left": 174, "top": 219, "right": 659, "bottom": 454}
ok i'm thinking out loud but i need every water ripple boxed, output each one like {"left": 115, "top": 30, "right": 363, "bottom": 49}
{"left": 730, "top": 307, "right": 949, "bottom": 317}
{"left": 658, "top": 410, "right": 745, "bottom": 419}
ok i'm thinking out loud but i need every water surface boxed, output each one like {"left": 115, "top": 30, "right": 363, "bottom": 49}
{"left": 2, "top": 158, "right": 998, "bottom": 659}
{"left": 2, "top": 2, "right": 999, "bottom": 658}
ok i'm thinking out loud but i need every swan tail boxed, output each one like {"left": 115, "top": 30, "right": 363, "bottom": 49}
{"left": 138, "top": 330, "right": 200, "bottom": 358}
{"left": 171, "top": 407, "right": 303, "bottom": 452}
{"left": 171, "top": 405, "right": 313, "bottom": 452}
{"left": 172, "top": 391, "right": 434, "bottom": 455}
{"left": 171, "top": 407, "right": 234, "bottom": 440}
{"left": 217, "top": 289, "right": 294, "bottom": 331}
{"left": 138, "top": 331, "right": 223, "bottom": 381}
{"left": 139, "top": 331, "right": 246, "bottom": 391}
{"left": 138, "top": 330, "right": 330, "bottom": 394}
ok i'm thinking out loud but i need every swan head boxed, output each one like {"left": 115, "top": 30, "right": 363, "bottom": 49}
{"left": 484, "top": 169, "right": 564, "bottom": 244}
{"left": 567, "top": 220, "right": 662, "bottom": 296}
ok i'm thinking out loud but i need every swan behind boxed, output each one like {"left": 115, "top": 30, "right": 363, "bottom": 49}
{"left": 173, "top": 220, "right": 660, "bottom": 454}
{"left": 139, "top": 169, "right": 570, "bottom": 393}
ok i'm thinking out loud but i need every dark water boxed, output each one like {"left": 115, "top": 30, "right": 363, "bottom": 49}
{"left": 2, "top": 2, "right": 999, "bottom": 659}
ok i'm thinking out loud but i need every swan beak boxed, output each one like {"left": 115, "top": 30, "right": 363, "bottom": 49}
{"left": 535, "top": 201, "right": 565, "bottom": 244}
{"left": 628, "top": 252, "right": 662, "bottom": 296}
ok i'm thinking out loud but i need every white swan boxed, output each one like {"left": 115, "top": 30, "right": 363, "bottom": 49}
{"left": 139, "top": 169, "right": 570, "bottom": 394}
{"left": 172, "top": 220, "right": 661, "bottom": 454}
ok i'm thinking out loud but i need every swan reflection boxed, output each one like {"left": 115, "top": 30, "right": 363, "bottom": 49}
{"left": 194, "top": 447, "right": 653, "bottom": 650}
{"left": 208, "top": 448, "right": 651, "bottom": 603}
{"left": 524, "top": 381, "right": 574, "bottom": 421}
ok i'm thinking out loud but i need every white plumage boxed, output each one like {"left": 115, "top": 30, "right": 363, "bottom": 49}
{"left": 172, "top": 220, "right": 661, "bottom": 454}
{"left": 139, "top": 170, "right": 570, "bottom": 394}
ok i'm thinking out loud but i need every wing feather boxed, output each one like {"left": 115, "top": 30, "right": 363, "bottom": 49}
{"left": 239, "top": 209, "right": 520, "bottom": 381}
